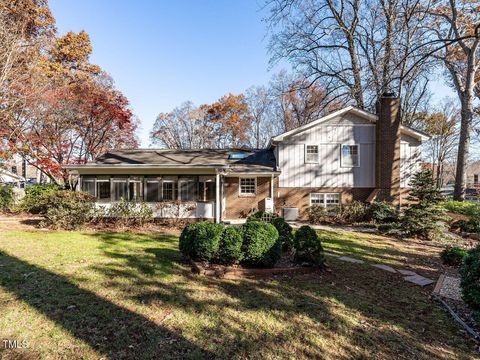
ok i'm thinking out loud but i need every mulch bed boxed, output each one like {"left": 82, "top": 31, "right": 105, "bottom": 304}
{"left": 189, "top": 253, "right": 322, "bottom": 279}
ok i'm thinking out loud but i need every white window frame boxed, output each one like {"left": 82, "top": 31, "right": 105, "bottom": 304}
{"left": 309, "top": 193, "right": 341, "bottom": 208}
{"left": 305, "top": 144, "right": 319, "bottom": 164}
{"left": 340, "top": 144, "right": 360, "bottom": 168}
{"left": 239, "top": 177, "right": 256, "bottom": 197}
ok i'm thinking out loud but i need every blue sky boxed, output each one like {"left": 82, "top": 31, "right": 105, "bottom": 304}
{"left": 49, "top": 0, "right": 454, "bottom": 147}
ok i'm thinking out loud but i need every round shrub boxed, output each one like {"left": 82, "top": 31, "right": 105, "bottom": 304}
{"left": 341, "top": 201, "right": 368, "bottom": 223}
{"left": 40, "top": 190, "right": 95, "bottom": 230}
{"left": 179, "top": 223, "right": 199, "bottom": 258}
{"left": 271, "top": 217, "right": 294, "bottom": 251}
{"left": 20, "top": 183, "right": 60, "bottom": 213}
{"left": 367, "top": 202, "right": 399, "bottom": 223}
{"left": 241, "top": 221, "right": 280, "bottom": 267}
{"left": 441, "top": 246, "right": 468, "bottom": 267}
{"left": 191, "top": 222, "right": 224, "bottom": 261}
{"left": 460, "top": 246, "right": 480, "bottom": 311}
{"left": 216, "top": 226, "right": 244, "bottom": 264}
{"left": 294, "top": 225, "right": 324, "bottom": 266}
{"left": 458, "top": 218, "right": 480, "bottom": 233}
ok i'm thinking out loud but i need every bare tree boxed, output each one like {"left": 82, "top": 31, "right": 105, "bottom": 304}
{"left": 245, "top": 86, "right": 276, "bottom": 148}
{"left": 428, "top": 0, "right": 480, "bottom": 200}
{"left": 150, "top": 102, "right": 211, "bottom": 149}
{"left": 266, "top": 0, "right": 433, "bottom": 117}
{"left": 420, "top": 99, "right": 459, "bottom": 188}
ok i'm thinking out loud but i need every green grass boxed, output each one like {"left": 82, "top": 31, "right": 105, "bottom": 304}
{"left": 0, "top": 227, "right": 477, "bottom": 359}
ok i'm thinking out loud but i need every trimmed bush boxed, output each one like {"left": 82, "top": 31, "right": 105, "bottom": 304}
{"left": 191, "top": 222, "right": 224, "bottom": 261}
{"left": 241, "top": 221, "right": 280, "bottom": 267}
{"left": 367, "top": 202, "right": 399, "bottom": 223}
{"left": 377, "top": 222, "right": 401, "bottom": 233}
{"left": 105, "top": 198, "right": 154, "bottom": 226}
{"left": 341, "top": 201, "right": 369, "bottom": 223}
{"left": 20, "top": 183, "right": 60, "bottom": 213}
{"left": 307, "top": 205, "right": 328, "bottom": 224}
{"left": 457, "top": 218, "right": 480, "bottom": 233}
{"left": 216, "top": 226, "right": 244, "bottom": 264}
{"left": 460, "top": 246, "right": 480, "bottom": 312}
{"left": 293, "top": 225, "right": 324, "bottom": 266}
{"left": 0, "top": 186, "right": 14, "bottom": 211}
{"left": 179, "top": 223, "right": 199, "bottom": 258}
{"left": 271, "top": 216, "right": 294, "bottom": 251}
{"left": 441, "top": 246, "right": 468, "bottom": 267}
{"left": 40, "top": 190, "right": 95, "bottom": 230}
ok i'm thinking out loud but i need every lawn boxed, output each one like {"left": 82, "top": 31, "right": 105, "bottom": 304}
{"left": 0, "top": 223, "right": 477, "bottom": 359}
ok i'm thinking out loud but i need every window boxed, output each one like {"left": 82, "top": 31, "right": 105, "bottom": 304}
{"left": 199, "top": 180, "right": 216, "bottom": 201}
{"left": 145, "top": 178, "right": 160, "bottom": 202}
{"left": 96, "top": 177, "right": 111, "bottom": 202}
{"left": 341, "top": 144, "right": 359, "bottom": 167}
{"left": 305, "top": 145, "right": 319, "bottom": 163}
{"left": 310, "top": 193, "right": 340, "bottom": 208}
{"left": 239, "top": 178, "right": 256, "bottom": 196}
{"left": 162, "top": 181, "right": 175, "bottom": 201}
{"left": 81, "top": 177, "right": 95, "bottom": 197}
{"left": 112, "top": 178, "right": 127, "bottom": 201}
{"left": 179, "top": 178, "right": 196, "bottom": 202}
{"left": 128, "top": 177, "right": 143, "bottom": 201}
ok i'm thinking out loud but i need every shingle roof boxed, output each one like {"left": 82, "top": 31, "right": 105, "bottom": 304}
{"left": 89, "top": 148, "right": 277, "bottom": 173}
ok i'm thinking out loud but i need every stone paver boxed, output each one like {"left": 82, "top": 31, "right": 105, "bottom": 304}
{"left": 338, "top": 256, "right": 364, "bottom": 264}
{"left": 398, "top": 269, "right": 417, "bottom": 276}
{"left": 372, "top": 264, "right": 397, "bottom": 273}
{"left": 324, "top": 252, "right": 341, "bottom": 258}
{"left": 403, "top": 274, "right": 435, "bottom": 286}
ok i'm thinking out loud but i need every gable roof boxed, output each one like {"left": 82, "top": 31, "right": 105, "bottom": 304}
{"left": 270, "top": 106, "right": 430, "bottom": 143}
{"left": 65, "top": 148, "right": 278, "bottom": 174}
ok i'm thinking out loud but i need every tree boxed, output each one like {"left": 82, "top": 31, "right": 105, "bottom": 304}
{"left": 266, "top": 0, "right": 433, "bottom": 119}
{"left": 428, "top": 0, "right": 480, "bottom": 200}
{"left": 245, "top": 86, "right": 276, "bottom": 148}
{"left": 203, "top": 94, "right": 252, "bottom": 148}
{"left": 151, "top": 102, "right": 211, "bottom": 149}
{"left": 269, "top": 71, "right": 342, "bottom": 132}
{"left": 420, "top": 100, "right": 459, "bottom": 188}
{"left": 401, "top": 168, "right": 446, "bottom": 240}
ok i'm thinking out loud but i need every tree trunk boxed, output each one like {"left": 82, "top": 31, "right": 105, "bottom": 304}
{"left": 453, "top": 96, "right": 474, "bottom": 200}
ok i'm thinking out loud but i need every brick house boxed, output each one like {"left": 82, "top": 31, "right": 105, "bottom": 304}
{"left": 65, "top": 95, "right": 429, "bottom": 222}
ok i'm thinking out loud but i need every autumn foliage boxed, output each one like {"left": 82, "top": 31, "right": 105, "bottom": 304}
{"left": 0, "top": 0, "right": 137, "bottom": 183}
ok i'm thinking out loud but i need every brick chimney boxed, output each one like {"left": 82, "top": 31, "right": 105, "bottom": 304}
{"left": 375, "top": 92, "right": 401, "bottom": 205}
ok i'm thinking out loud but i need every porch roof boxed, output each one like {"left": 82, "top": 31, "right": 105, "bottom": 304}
{"left": 65, "top": 148, "right": 279, "bottom": 175}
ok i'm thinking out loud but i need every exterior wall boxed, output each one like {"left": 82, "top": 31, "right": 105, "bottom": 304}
{"left": 400, "top": 134, "right": 421, "bottom": 188}
{"left": 223, "top": 176, "right": 272, "bottom": 219}
{"left": 277, "top": 112, "right": 375, "bottom": 188}
{"left": 276, "top": 185, "right": 374, "bottom": 220}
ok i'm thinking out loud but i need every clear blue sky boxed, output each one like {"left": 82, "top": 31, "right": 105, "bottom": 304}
{"left": 49, "top": 0, "right": 454, "bottom": 147}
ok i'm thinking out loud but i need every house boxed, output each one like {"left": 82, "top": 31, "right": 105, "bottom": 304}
{"left": 0, "top": 168, "right": 26, "bottom": 186}
{"left": 65, "top": 94, "right": 429, "bottom": 222}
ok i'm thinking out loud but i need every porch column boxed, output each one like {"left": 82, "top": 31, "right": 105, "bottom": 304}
{"left": 215, "top": 173, "right": 221, "bottom": 223}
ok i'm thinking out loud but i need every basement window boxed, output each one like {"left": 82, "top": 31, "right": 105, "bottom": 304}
{"left": 310, "top": 193, "right": 340, "bottom": 208}
{"left": 341, "top": 144, "right": 359, "bottom": 167}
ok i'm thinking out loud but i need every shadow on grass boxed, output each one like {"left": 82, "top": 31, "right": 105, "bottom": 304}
{"left": 0, "top": 250, "right": 212, "bottom": 359}
{"left": 85, "top": 232, "right": 475, "bottom": 359}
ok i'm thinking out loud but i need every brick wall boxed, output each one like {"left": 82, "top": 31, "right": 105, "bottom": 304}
{"left": 375, "top": 95, "right": 401, "bottom": 205}
{"left": 276, "top": 185, "right": 374, "bottom": 220}
{"left": 223, "top": 176, "right": 272, "bottom": 219}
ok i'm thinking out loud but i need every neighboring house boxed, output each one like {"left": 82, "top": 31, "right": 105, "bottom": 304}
{"left": 0, "top": 168, "right": 26, "bottom": 186}
{"left": 65, "top": 95, "right": 429, "bottom": 222}
{"left": 3, "top": 154, "right": 49, "bottom": 185}
{"left": 466, "top": 161, "right": 480, "bottom": 187}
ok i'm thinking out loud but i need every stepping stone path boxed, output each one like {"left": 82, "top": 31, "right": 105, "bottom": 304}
{"left": 372, "top": 264, "right": 397, "bottom": 273}
{"left": 326, "top": 251, "right": 435, "bottom": 287}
